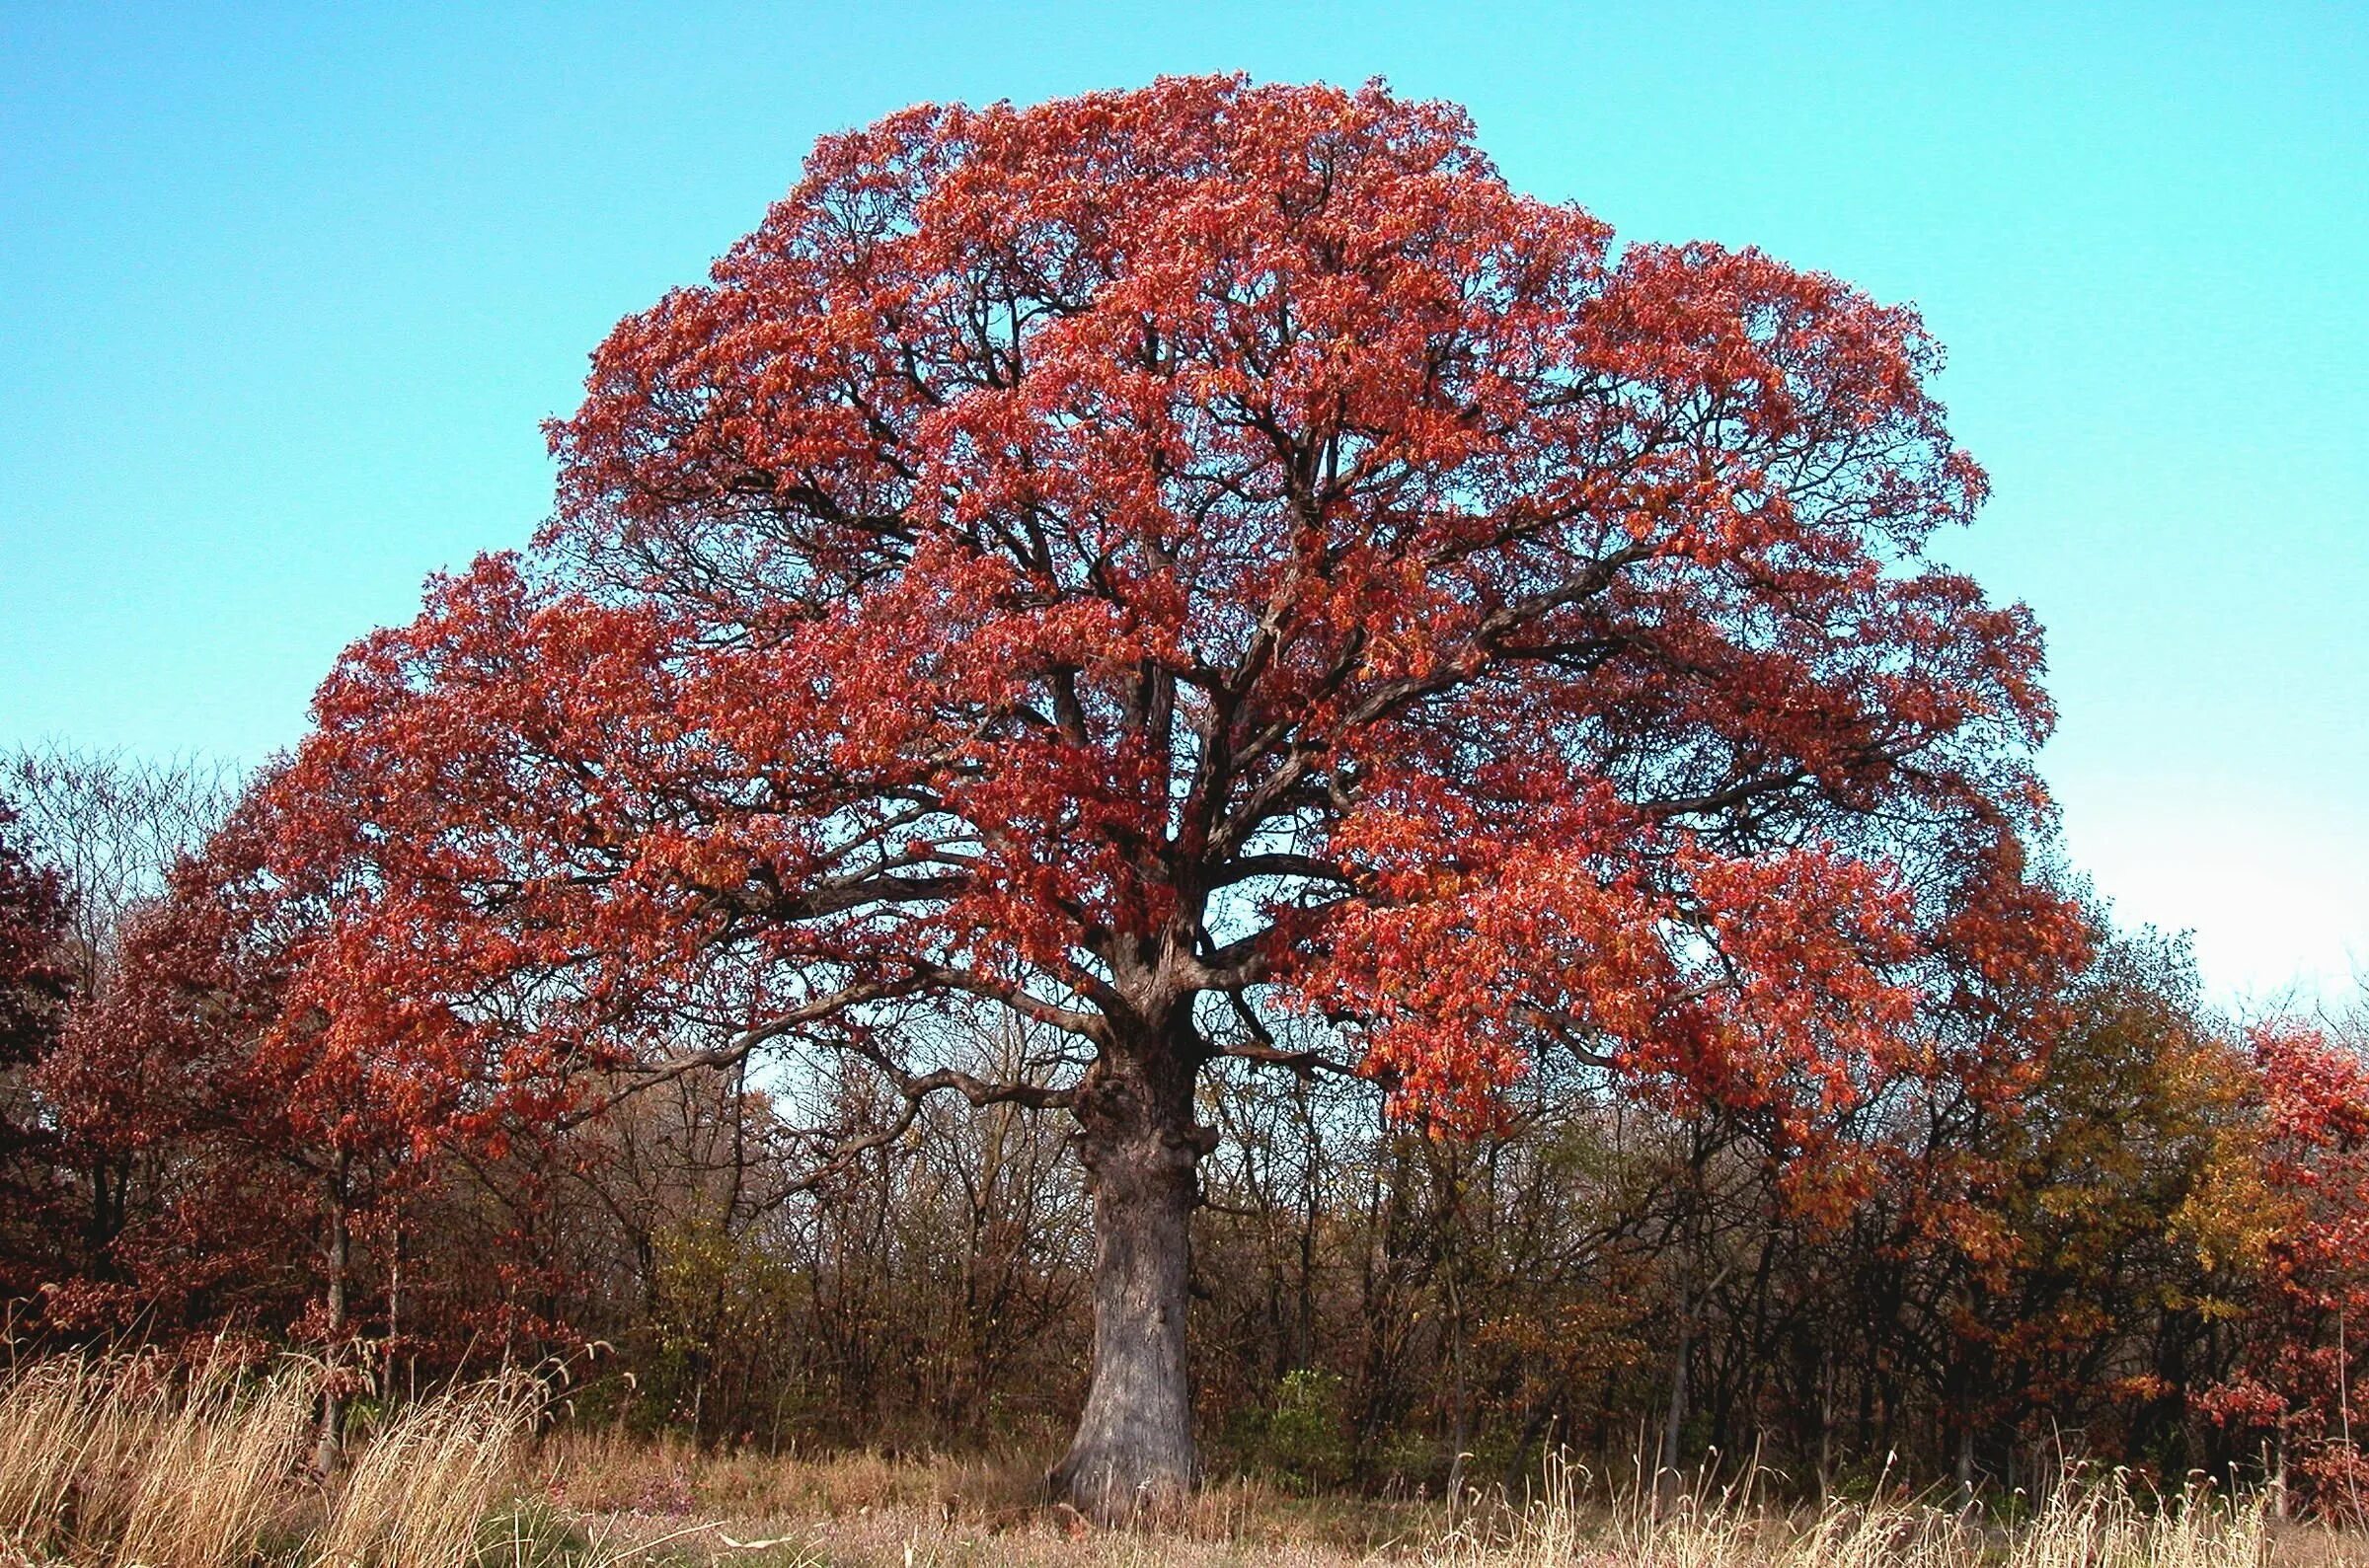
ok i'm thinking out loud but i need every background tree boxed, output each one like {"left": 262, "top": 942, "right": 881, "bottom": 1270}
{"left": 40, "top": 782, "right": 485, "bottom": 1466}
{"left": 2, "top": 745, "right": 237, "bottom": 1265}
{"left": 2195, "top": 1020, "right": 2369, "bottom": 1519}
{"left": 0, "top": 796, "right": 71, "bottom": 1300}
{"left": 1, "top": 747, "right": 239, "bottom": 999}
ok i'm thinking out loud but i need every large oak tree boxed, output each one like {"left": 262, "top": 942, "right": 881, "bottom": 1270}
{"left": 258, "top": 77, "right": 2073, "bottom": 1513}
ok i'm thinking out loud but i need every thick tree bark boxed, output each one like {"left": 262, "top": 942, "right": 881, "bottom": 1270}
{"left": 1050, "top": 1028, "right": 1209, "bottom": 1523}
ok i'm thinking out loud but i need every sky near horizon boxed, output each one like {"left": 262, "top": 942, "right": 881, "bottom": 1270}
{"left": 1, "top": 3, "right": 2362, "bottom": 1005}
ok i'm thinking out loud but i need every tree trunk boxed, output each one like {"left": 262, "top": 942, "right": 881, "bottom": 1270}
{"left": 2270, "top": 1426, "right": 2290, "bottom": 1523}
{"left": 313, "top": 1157, "right": 351, "bottom": 1476}
{"left": 1050, "top": 1036, "right": 1208, "bottom": 1523}
{"left": 1658, "top": 1305, "right": 1691, "bottom": 1497}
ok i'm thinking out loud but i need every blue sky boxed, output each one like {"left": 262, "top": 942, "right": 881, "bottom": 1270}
{"left": 2, "top": 3, "right": 2363, "bottom": 1003}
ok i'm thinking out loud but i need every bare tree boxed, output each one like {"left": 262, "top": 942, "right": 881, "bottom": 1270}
{"left": 2, "top": 744, "right": 238, "bottom": 1264}
{"left": 2, "top": 744, "right": 240, "bottom": 996}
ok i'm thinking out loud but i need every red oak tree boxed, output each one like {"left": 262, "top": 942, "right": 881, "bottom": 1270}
{"left": 259, "top": 77, "right": 2073, "bottom": 1512}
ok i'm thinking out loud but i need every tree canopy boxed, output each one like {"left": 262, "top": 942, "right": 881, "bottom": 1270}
{"left": 272, "top": 75, "right": 2071, "bottom": 1135}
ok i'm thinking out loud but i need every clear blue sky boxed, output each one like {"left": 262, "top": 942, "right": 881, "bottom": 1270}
{"left": 3, "top": 3, "right": 2363, "bottom": 1003}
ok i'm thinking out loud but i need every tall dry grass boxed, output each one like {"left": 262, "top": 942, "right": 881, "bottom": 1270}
{"left": 0, "top": 1349, "right": 540, "bottom": 1568}
{"left": 309, "top": 1374, "right": 545, "bottom": 1567}
{"left": 0, "top": 1347, "right": 315, "bottom": 1565}
{"left": 1433, "top": 1454, "right": 2273, "bottom": 1568}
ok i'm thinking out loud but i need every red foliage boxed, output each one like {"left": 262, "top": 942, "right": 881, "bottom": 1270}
{"left": 2196, "top": 1021, "right": 2369, "bottom": 1514}
{"left": 0, "top": 799, "right": 67, "bottom": 1076}
{"left": 39, "top": 788, "right": 451, "bottom": 1333}
{"left": 251, "top": 76, "right": 2073, "bottom": 1159}
{"left": 0, "top": 798, "right": 72, "bottom": 1294}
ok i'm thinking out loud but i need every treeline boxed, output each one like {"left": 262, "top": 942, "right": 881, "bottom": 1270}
{"left": 1, "top": 745, "right": 2364, "bottom": 1516}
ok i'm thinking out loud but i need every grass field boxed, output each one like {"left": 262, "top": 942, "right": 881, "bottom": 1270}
{"left": 1, "top": 1352, "right": 2360, "bottom": 1568}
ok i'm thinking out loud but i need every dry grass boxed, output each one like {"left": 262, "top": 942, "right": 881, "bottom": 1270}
{"left": 536, "top": 1437, "right": 2360, "bottom": 1568}
{"left": 0, "top": 1350, "right": 2363, "bottom": 1566}
{"left": 308, "top": 1375, "right": 545, "bottom": 1567}
{"left": 1439, "top": 1454, "right": 2276, "bottom": 1568}
{"left": 0, "top": 1349, "right": 540, "bottom": 1567}
{"left": 0, "top": 1347, "right": 315, "bottom": 1566}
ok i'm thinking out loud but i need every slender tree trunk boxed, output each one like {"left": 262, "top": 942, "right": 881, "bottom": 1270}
{"left": 1659, "top": 1304, "right": 1691, "bottom": 1495}
{"left": 1817, "top": 1352, "right": 1836, "bottom": 1496}
{"left": 383, "top": 1207, "right": 401, "bottom": 1399}
{"left": 2271, "top": 1424, "right": 2290, "bottom": 1523}
{"left": 1050, "top": 1029, "right": 1209, "bottom": 1523}
{"left": 313, "top": 1155, "right": 351, "bottom": 1475}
